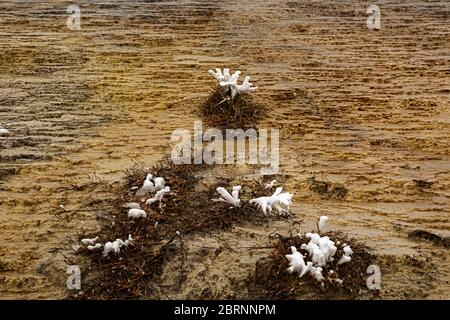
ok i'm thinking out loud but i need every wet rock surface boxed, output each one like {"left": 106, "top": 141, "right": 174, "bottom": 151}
{"left": 0, "top": 0, "right": 449, "bottom": 299}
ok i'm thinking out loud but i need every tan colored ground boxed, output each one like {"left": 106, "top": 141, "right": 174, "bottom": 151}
{"left": 0, "top": 0, "right": 449, "bottom": 299}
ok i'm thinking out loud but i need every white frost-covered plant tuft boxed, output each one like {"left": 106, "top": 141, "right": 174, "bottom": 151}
{"left": 214, "top": 186, "right": 241, "bottom": 208}
{"left": 318, "top": 215, "right": 329, "bottom": 233}
{"left": 81, "top": 236, "right": 99, "bottom": 246}
{"left": 285, "top": 216, "right": 352, "bottom": 283}
{"left": 285, "top": 246, "right": 312, "bottom": 278}
{"left": 249, "top": 187, "right": 293, "bottom": 215}
{"left": 146, "top": 186, "right": 171, "bottom": 206}
{"left": 338, "top": 245, "right": 353, "bottom": 265}
{"left": 87, "top": 243, "right": 102, "bottom": 251}
{"left": 79, "top": 237, "right": 103, "bottom": 251}
{"left": 132, "top": 173, "right": 170, "bottom": 207}
{"left": 135, "top": 174, "right": 166, "bottom": 196}
{"left": 128, "top": 208, "right": 147, "bottom": 219}
{"left": 264, "top": 179, "right": 277, "bottom": 189}
{"left": 79, "top": 235, "right": 134, "bottom": 256}
{"left": 136, "top": 174, "right": 155, "bottom": 196}
{"left": 208, "top": 68, "right": 257, "bottom": 100}
{"left": 103, "top": 234, "right": 133, "bottom": 257}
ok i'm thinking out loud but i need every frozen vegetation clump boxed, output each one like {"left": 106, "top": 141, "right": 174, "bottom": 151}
{"left": 286, "top": 216, "right": 353, "bottom": 283}
{"left": 212, "top": 184, "right": 293, "bottom": 215}
{"left": 78, "top": 235, "right": 133, "bottom": 257}
{"left": 338, "top": 245, "right": 353, "bottom": 265}
{"left": 135, "top": 174, "right": 167, "bottom": 196}
{"left": 249, "top": 187, "right": 293, "bottom": 215}
{"left": 214, "top": 186, "right": 241, "bottom": 208}
{"left": 130, "top": 174, "right": 171, "bottom": 210}
{"left": 318, "top": 215, "right": 329, "bottom": 233}
{"left": 128, "top": 208, "right": 147, "bottom": 219}
{"left": 145, "top": 186, "right": 171, "bottom": 206}
{"left": 208, "top": 68, "right": 257, "bottom": 100}
{"left": 201, "top": 67, "right": 264, "bottom": 130}
{"left": 102, "top": 235, "right": 133, "bottom": 257}
{"left": 135, "top": 174, "right": 154, "bottom": 196}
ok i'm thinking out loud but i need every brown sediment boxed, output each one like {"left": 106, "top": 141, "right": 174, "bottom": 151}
{"left": 306, "top": 177, "right": 348, "bottom": 200}
{"left": 0, "top": 167, "right": 20, "bottom": 181}
{"left": 412, "top": 179, "right": 433, "bottom": 190}
{"left": 408, "top": 230, "right": 450, "bottom": 249}
{"left": 0, "top": 0, "right": 449, "bottom": 299}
